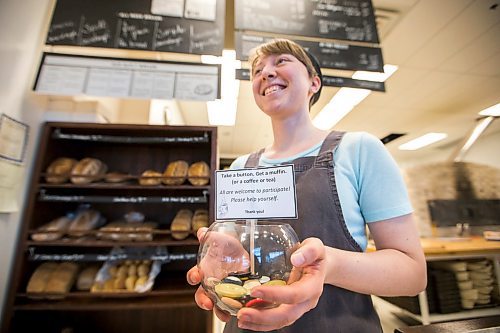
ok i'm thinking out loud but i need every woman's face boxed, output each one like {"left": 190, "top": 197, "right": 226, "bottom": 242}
{"left": 251, "top": 53, "right": 315, "bottom": 118}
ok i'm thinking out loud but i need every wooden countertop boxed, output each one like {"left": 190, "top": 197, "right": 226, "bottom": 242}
{"left": 368, "top": 237, "right": 500, "bottom": 256}
{"left": 395, "top": 315, "right": 500, "bottom": 333}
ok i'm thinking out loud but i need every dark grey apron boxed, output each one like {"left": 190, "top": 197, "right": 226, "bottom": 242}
{"left": 224, "top": 131, "right": 382, "bottom": 333}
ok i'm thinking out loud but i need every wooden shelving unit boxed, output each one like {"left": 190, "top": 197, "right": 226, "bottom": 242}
{"left": 2, "top": 122, "right": 217, "bottom": 333}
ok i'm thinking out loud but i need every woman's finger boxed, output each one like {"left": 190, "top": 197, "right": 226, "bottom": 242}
{"left": 186, "top": 266, "right": 201, "bottom": 285}
{"left": 290, "top": 237, "right": 325, "bottom": 267}
{"left": 197, "top": 227, "right": 208, "bottom": 241}
{"left": 194, "top": 285, "right": 214, "bottom": 311}
{"left": 237, "top": 302, "right": 309, "bottom": 331}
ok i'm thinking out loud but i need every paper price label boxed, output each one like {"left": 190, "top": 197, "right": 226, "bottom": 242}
{"left": 215, "top": 165, "right": 297, "bottom": 220}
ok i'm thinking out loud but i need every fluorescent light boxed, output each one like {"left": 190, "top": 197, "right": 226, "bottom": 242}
{"left": 398, "top": 133, "right": 447, "bottom": 151}
{"left": 207, "top": 99, "right": 237, "bottom": 126}
{"left": 478, "top": 103, "right": 500, "bottom": 116}
{"left": 206, "top": 49, "right": 241, "bottom": 126}
{"left": 313, "top": 64, "right": 398, "bottom": 130}
{"left": 352, "top": 64, "right": 398, "bottom": 82}
{"left": 201, "top": 54, "right": 221, "bottom": 64}
{"left": 313, "top": 88, "right": 370, "bottom": 130}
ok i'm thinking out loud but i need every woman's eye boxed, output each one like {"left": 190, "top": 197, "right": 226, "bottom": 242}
{"left": 277, "top": 57, "right": 288, "bottom": 64}
{"left": 253, "top": 68, "right": 262, "bottom": 75}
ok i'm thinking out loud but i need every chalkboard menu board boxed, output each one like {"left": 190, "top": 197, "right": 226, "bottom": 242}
{"left": 235, "top": 0, "right": 379, "bottom": 44}
{"left": 236, "top": 69, "right": 385, "bottom": 92}
{"left": 46, "top": 0, "right": 225, "bottom": 55}
{"left": 236, "top": 33, "right": 383, "bottom": 72}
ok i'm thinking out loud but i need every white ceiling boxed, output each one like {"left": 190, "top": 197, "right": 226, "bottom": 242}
{"left": 176, "top": 0, "right": 500, "bottom": 164}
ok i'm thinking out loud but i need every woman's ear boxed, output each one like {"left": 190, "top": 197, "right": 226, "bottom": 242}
{"left": 310, "top": 75, "right": 321, "bottom": 94}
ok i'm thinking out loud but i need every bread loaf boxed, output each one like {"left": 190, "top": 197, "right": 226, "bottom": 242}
{"left": 26, "top": 262, "right": 58, "bottom": 293}
{"left": 31, "top": 216, "right": 72, "bottom": 241}
{"left": 139, "top": 170, "right": 162, "bottom": 186}
{"left": 105, "top": 172, "right": 131, "bottom": 183}
{"left": 188, "top": 161, "right": 210, "bottom": 186}
{"left": 70, "top": 158, "right": 107, "bottom": 184}
{"left": 76, "top": 265, "right": 100, "bottom": 291}
{"left": 171, "top": 209, "right": 193, "bottom": 240}
{"left": 45, "top": 157, "right": 78, "bottom": 184}
{"left": 44, "top": 262, "right": 79, "bottom": 296}
{"left": 67, "top": 210, "right": 102, "bottom": 237}
{"left": 162, "top": 160, "right": 189, "bottom": 185}
{"left": 192, "top": 209, "right": 209, "bottom": 232}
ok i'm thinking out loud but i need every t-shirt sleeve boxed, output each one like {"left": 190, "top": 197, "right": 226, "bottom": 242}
{"left": 355, "top": 132, "right": 413, "bottom": 222}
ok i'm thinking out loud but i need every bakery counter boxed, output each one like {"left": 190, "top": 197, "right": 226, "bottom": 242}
{"left": 395, "top": 315, "right": 500, "bottom": 333}
{"left": 371, "top": 237, "right": 500, "bottom": 325}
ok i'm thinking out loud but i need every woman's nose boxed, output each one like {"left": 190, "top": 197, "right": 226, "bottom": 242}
{"left": 261, "top": 64, "right": 276, "bottom": 79}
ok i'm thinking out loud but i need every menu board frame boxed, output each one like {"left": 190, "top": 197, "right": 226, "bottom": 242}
{"left": 46, "top": 0, "right": 226, "bottom": 55}
{"left": 33, "top": 52, "right": 221, "bottom": 101}
{"left": 235, "top": 0, "right": 379, "bottom": 44}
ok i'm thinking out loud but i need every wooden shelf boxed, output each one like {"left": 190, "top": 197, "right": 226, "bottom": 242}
{"left": 3, "top": 123, "right": 217, "bottom": 333}
{"left": 26, "top": 237, "right": 200, "bottom": 248}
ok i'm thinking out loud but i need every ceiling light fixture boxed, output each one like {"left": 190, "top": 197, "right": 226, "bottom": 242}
{"left": 313, "top": 64, "right": 397, "bottom": 130}
{"left": 478, "top": 102, "right": 500, "bottom": 117}
{"left": 352, "top": 64, "right": 398, "bottom": 82}
{"left": 398, "top": 133, "right": 447, "bottom": 150}
{"left": 204, "top": 50, "right": 241, "bottom": 126}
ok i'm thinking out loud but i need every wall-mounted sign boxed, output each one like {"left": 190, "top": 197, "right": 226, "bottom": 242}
{"left": 34, "top": 53, "right": 221, "bottom": 101}
{"left": 235, "top": 0, "right": 379, "bottom": 44}
{"left": 236, "top": 33, "right": 384, "bottom": 72}
{"left": 46, "top": 0, "right": 225, "bottom": 55}
{"left": 235, "top": 69, "right": 385, "bottom": 92}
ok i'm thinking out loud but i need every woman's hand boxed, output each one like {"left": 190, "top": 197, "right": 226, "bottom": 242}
{"left": 186, "top": 227, "right": 249, "bottom": 322}
{"left": 235, "top": 237, "right": 327, "bottom": 331}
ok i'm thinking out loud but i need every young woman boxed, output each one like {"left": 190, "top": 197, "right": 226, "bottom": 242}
{"left": 187, "top": 38, "right": 426, "bottom": 332}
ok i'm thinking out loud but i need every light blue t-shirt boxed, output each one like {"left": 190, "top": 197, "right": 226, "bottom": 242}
{"left": 230, "top": 132, "right": 413, "bottom": 250}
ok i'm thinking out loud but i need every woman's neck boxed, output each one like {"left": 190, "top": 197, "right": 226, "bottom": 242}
{"left": 265, "top": 114, "right": 329, "bottom": 159}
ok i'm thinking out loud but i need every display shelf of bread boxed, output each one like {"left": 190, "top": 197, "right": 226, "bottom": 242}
{"left": 23, "top": 260, "right": 160, "bottom": 299}
{"left": 44, "top": 157, "right": 210, "bottom": 187}
{"left": 29, "top": 208, "right": 209, "bottom": 245}
{"left": 5, "top": 123, "right": 216, "bottom": 333}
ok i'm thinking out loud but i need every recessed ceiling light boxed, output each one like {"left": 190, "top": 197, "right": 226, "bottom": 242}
{"left": 478, "top": 103, "right": 500, "bottom": 117}
{"left": 398, "top": 133, "right": 447, "bottom": 150}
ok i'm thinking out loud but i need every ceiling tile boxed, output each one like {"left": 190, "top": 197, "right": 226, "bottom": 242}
{"left": 406, "top": 0, "right": 500, "bottom": 69}
{"left": 381, "top": 0, "right": 474, "bottom": 65}
{"left": 441, "top": 22, "right": 500, "bottom": 72}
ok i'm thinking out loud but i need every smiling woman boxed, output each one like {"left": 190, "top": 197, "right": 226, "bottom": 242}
{"left": 187, "top": 38, "right": 426, "bottom": 333}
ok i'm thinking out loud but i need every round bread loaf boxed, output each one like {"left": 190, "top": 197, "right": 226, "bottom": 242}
{"left": 105, "top": 172, "right": 130, "bottom": 183}
{"left": 188, "top": 161, "right": 210, "bottom": 186}
{"left": 70, "top": 158, "right": 107, "bottom": 184}
{"left": 139, "top": 170, "right": 162, "bottom": 186}
{"left": 45, "top": 157, "right": 78, "bottom": 184}
{"left": 162, "top": 160, "right": 189, "bottom": 185}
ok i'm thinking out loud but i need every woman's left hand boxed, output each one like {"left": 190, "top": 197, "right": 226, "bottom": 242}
{"left": 235, "top": 237, "right": 327, "bottom": 331}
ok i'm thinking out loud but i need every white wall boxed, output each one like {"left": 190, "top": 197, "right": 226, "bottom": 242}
{"left": 0, "top": 0, "right": 54, "bottom": 320}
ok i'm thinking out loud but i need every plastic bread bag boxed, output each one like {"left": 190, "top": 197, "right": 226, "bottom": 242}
{"left": 91, "top": 246, "right": 166, "bottom": 293}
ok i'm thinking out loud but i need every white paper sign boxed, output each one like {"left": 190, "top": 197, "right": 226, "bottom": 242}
{"left": 215, "top": 165, "right": 297, "bottom": 220}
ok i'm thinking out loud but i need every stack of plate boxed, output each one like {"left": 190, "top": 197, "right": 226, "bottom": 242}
{"left": 428, "top": 268, "right": 462, "bottom": 313}
{"left": 467, "top": 260, "right": 495, "bottom": 308}
{"left": 431, "top": 261, "right": 474, "bottom": 311}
